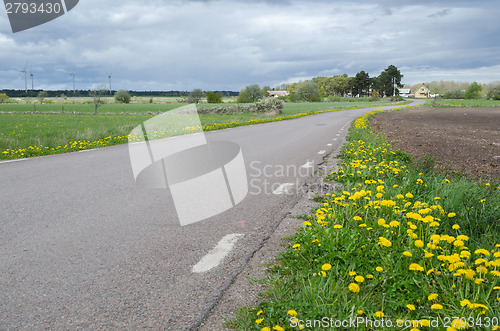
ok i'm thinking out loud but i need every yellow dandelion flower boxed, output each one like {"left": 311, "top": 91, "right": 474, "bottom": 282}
{"left": 428, "top": 293, "right": 438, "bottom": 301}
{"left": 256, "top": 318, "right": 264, "bottom": 324}
{"left": 348, "top": 283, "right": 360, "bottom": 293}
{"left": 303, "top": 221, "right": 312, "bottom": 226}
{"left": 474, "top": 249, "right": 490, "bottom": 256}
{"left": 349, "top": 271, "right": 357, "bottom": 276}
{"left": 431, "top": 304, "right": 443, "bottom": 310}
{"left": 448, "top": 212, "right": 456, "bottom": 218}
{"left": 353, "top": 216, "right": 362, "bottom": 221}
{"left": 415, "top": 240, "right": 424, "bottom": 248}
{"left": 406, "top": 304, "right": 416, "bottom": 310}
{"left": 405, "top": 192, "right": 414, "bottom": 198}
{"left": 257, "top": 310, "right": 263, "bottom": 315}
{"left": 273, "top": 326, "right": 285, "bottom": 331}
{"left": 287, "top": 310, "right": 297, "bottom": 316}
{"left": 355, "top": 275, "right": 365, "bottom": 283}
{"left": 452, "top": 224, "right": 460, "bottom": 230}
{"left": 374, "top": 311, "right": 384, "bottom": 318}
{"left": 333, "top": 224, "right": 343, "bottom": 229}
{"left": 403, "top": 251, "right": 413, "bottom": 257}
{"left": 376, "top": 266, "right": 383, "bottom": 272}
{"left": 366, "top": 274, "right": 374, "bottom": 279}
{"left": 261, "top": 327, "right": 271, "bottom": 331}
{"left": 322, "top": 264, "right": 332, "bottom": 271}
{"left": 409, "top": 263, "right": 424, "bottom": 272}
{"left": 357, "top": 310, "right": 364, "bottom": 315}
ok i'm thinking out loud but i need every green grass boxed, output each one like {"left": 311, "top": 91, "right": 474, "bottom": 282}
{"left": 230, "top": 107, "right": 500, "bottom": 331}
{"left": 428, "top": 99, "right": 500, "bottom": 107}
{"left": 0, "top": 103, "right": 184, "bottom": 114}
{"left": 0, "top": 100, "right": 409, "bottom": 159}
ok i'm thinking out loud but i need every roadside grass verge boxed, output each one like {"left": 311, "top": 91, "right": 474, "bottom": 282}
{"left": 230, "top": 108, "right": 500, "bottom": 330}
{"left": 0, "top": 101, "right": 407, "bottom": 160}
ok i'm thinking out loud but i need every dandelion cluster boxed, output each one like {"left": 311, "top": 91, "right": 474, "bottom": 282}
{"left": 244, "top": 107, "right": 500, "bottom": 330}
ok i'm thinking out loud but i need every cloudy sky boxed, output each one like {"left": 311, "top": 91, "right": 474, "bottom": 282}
{"left": 1, "top": 0, "right": 499, "bottom": 92}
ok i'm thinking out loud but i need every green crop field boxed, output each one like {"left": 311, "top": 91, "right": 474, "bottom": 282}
{"left": 430, "top": 99, "right": 500, "bottom": 107}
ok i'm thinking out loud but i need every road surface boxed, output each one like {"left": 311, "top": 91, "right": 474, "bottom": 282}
{"left": 0, "top": 100, "right": 422, "bottom": 329}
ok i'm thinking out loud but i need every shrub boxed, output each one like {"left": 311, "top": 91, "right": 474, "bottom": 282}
{"left": 464, "top": 82, "right": 482, "bottom": 99}
{"left": 443, "top": 89, "right": 465, "bottom": 99}
{"left": 114, "top": 90, "right": 131, "bottom": 104}
{"left": 206, "top": 91, "right": 223, "bottom": 103}
{"left": 0, "top": 93, "right": 9, "bottom": 103}
{"left": 297, "top": 81, "right": 321, "bottom": 102}
{"left": 486, "top": 85, "right": 500, "bottom": 100}
{"left": 198, "top": 99, "right": 284, "bottom": 115}
{"left": 369, "top": 90, "right": 380, "bottom": 102}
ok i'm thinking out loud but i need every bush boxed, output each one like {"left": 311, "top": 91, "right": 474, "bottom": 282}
{"left": 443, "top": 89, "right": 465, "bottom": 99}
{"left": 114, "top": 90, "right": 131, "bottom": 104}
{"left": 206, "top": 91, "right": 223, "bottom": 103}
{"left": 369, "top": 90, "right": 380, "bottom": 102}
{"left": 389, "top": 95, "right": 404, "bottom": 102}
{"left": 464, "top": 82, "right": 482, "bottom": 99}
{"left": 487, "top": 85, "right": 500, "bottom": 100}
{"left": 297, "top": 81, "right": 321, "bottom": 102}
{"left": 187, "top": 88, "right": 204, "bottom": 103}
{"left": 198, "top": 99, "right": 284, "bottom": 115}
{"left": 0, "top": 93, "right": 9, "bottom": 103}
{"left": 237, "top": 84, "right": 263, "bottom": 103}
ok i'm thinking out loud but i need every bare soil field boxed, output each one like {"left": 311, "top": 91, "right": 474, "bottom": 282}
{"left": 370, "top": 107, "right": 500, "bottom": 181}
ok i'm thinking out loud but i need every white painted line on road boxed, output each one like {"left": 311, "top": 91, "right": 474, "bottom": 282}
{"left": 0, "top": 158, "right": 28, "bottom": 164}
{"left": 273, "top": 183, "right": 294, "bottom": 195}
{"left": 192, "top": 234, "right": 244, "bottom": 273}
{"left": 301, "top": 161, "right": 315, "bottom": 169}
{"left": 318, "top": 150, "right": 326, "bottom": 155}
{"left": 327, "top": 144, "right": 333, "bottom": 146}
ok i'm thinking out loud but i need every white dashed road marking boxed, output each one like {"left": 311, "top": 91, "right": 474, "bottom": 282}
{"left": 318, "top": 150, "right": 326, "bottom": 155}
{"left": 192, "top": 234, "right": 244, "bottom": 273}
{"left": 301, "top": 161, "right": 315, "bottom": 169}
{"left": 273, "top": 183, "right": 294, "bottom": 195}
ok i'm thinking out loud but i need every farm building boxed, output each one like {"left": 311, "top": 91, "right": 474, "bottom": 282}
{"left": 399, "top": 89, "right": 411, "bottom": 97}
{"left": 414, "top": 84, "right": 432, "bottom": 98}
{"left": 267, "top": 90, "right": 289, "bottom": 97}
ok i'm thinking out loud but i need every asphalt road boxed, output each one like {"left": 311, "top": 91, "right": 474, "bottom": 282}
{"left": 0, "top": 100, "right": 422, "bottom": 330}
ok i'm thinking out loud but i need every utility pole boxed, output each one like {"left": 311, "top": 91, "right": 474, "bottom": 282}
{"left": 393, "top": 77, "right": 396, "bottom": 96}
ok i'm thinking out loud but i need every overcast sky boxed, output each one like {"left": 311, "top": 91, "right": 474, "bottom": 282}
{"left": 1, "top": 0, "right": 499, "bottom": 91}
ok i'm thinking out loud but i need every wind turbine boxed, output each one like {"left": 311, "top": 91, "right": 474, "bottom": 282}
{"left": 16, "top": 62, "right": 28, "bottom": 95}
{"left": 106, "top": 71, "right": 112, "bottom": 95}
{"left": 68, "top": 67, "right": 76, "bottom": 95}
{"left": 30, "top": 71, "right": 34, "bottom": 90}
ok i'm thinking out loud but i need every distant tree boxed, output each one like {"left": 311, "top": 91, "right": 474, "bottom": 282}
{"left": 443, "top": 89, "right": 465, "bottom": 99}
{"left": 187, "top": 88, "right": 204, "bottom": 103}
{"left": 376, "top": 65, "right": 403, "bottom": 96}
{"left": 206, "top": 91, "right": 223, "bottom": 103}
{"left": 91, "top": 85, "right": 108, "bottom": 114}
{"left": 352, "top": 71, "right": 370, "bottom": 97}
{"left": 261, "top": 86, "right": 271, "bottom": 97}
{"left": 297, "top": 81, "right": 321, "bottom": 102}
{"left": 37, "top": 91, "right": 49, "bottom": 104}
{"left": 0, "top": 93, "right": 9, "bottom": 103}
{"left": 237, "top": 84, "right": 262, "bottom": 103}
{"left": 464, "top": 82, "right": 482, "bottom": 99}
{"left": 487, "top": 85, "right": 500, "bottom": 100}
{"left": 115, "top": 90, "right": 131, "bottom": 104}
